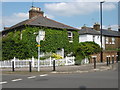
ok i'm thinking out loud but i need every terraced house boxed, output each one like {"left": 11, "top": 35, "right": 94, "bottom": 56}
{"left": 79, "top": 23, "right": 120, "bottom": 62}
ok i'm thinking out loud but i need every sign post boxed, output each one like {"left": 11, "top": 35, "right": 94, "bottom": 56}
{"left": 36, "top": 30, "right": 45, "bottom": 72}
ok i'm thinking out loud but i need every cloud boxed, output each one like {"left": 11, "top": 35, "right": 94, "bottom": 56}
{"left": 102, "top": 25, "right": 118, "bottom": 31}
{"left": 44, "top": 13, "right": 55, "bottom": 19}
{"left": 44, "top": 2, "right": 116, "bottom": 17}
{"left": 2, "top": 12, "right": 28, "bottom": 29}
{"left": 77, "top": 24, "right": 118, "bottom": 31}
{"left": 2, "top": 0, "right": 120, "bottom": 2}
{"left": 14, "top": 13, "right": 29, "bottom": 18}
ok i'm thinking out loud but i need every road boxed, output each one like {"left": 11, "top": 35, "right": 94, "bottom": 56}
{"left": 1, "top": 69, "right": 118, "bottom": 88}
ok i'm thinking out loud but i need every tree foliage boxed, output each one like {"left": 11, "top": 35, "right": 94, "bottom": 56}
{"left": 75, "top": 41, "right": 101, "bottom": 62}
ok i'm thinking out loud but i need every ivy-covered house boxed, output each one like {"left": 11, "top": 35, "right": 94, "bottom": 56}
{"left": 2, "top": 7, "right": 79, "bottom": 60}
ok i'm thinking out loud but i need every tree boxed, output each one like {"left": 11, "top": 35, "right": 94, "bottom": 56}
{"left": 75, "top": 41, "right": 101, "bottom": 64}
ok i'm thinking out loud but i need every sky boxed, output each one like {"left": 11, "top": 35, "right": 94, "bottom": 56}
{"left": 0, "top": 0, "right": 119, "bottom": 31}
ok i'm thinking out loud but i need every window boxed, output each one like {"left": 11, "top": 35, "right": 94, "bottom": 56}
{"left": 68, "top": 31, "right": 73, "bottom": 42}
{"left": 93, "top": 36, "right": 95, "bottom": 42}
{"left": 106, "top": 37, "right": 109, "bottom": 44}
{"left": 97, "top": 36, "right": 99, "bottom": 39}
{"left": 112, "top": 37, "right": 115, "bottom": 44}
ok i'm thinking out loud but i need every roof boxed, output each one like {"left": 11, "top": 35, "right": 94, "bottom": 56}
{"left": 78, "top": 27, "right": 120, "bottom": 37}
{"left": 102, "top": 29, "right": 120, "bottom": 37}
{"left": 78, "top": 28, "right": 100, "bottom": 35}
{"left": 3, "top": 16, "right": 78, "bottom": 32}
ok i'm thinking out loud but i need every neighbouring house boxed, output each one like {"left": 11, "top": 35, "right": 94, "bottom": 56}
{"left": 78, "top": 23, "right": 120, "bottom": 62}
{"left": 2, "top": 6, "right": 79, "bottom": 60}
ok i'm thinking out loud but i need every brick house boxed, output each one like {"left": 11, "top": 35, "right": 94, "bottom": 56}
{"left": 78, "top": 23, "right": 120, "bottom": 62}
{"left": 2, "top": 6, "right": 79, "bottom": 60}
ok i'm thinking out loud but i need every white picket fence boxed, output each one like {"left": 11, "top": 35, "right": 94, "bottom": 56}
{"left": 0, "top": 56, "right": 75, "bottom": 68}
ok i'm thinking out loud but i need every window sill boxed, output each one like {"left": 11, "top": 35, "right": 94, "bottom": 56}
{"left": 69, "top": 41, "right": 73, "bottom": 43}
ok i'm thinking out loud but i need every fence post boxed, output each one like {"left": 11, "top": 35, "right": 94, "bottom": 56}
{"left": 29, "top": 61, "right": 32, "bottom": 72}
{"left": 53, "top": 59, "right": 56, "bottom": 71}
{"left": 116, "top": 55, "right": 118, "bottom": 63}
{"left": 13, "top": 57, "right": 16, "bottom": 68}
{"left": 106, "top": 56, "right": 109, "bottom": 66}
{"left": 108, "top": 55, "right": 110, "bottom": 65}
{"left": 65, "top": 56, "right": 68, "bottom": 65}
{"left": 112, "top": 55, "right": 114, "bottom": 64}
{"left": 50, "top": 57, "right": 52, "bottom": 66}
{"left": 12, "top": 61, "right": 15, "bottom": 72}
{"left": 92, "top": 56, "right": 97, "bottom": 69}
{"left": 32, "top": 56, "right": 34, "bottom": 68}
{"left": 72, "top": 56, "right": 75, "bottom": 64}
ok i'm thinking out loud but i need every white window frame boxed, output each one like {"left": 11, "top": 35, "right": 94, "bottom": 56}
{"left": 112, "top": 37, "right": 115, "bottom": 44}
{"left": 68, "top": 31, "right": 73, "bottom": 42}
{"left": 106, "top": 37, "right": 109, "bottom": 44}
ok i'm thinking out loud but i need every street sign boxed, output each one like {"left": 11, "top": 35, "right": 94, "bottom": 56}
{"left": 36, "top": 35, "right": 40, "bottom": 43}
{"left": 36, "top": 30, "right": 45, "bottom": 43}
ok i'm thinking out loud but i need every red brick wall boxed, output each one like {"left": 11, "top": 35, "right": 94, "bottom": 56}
{"left": 90, "top": 51, "right": 118, "bottom": 63}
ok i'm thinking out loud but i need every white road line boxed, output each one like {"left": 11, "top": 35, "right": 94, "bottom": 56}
{"left": 12, "top": 79, "right": 22, "bottom": 82}
{"left": 27, "top": 76, "right": 36, "bottom": 79}
{"left": 40, "top": 74, "right": 48, "bottom": 77}
{"left": 0, "top": 81, "right": 7, "bottom": 84}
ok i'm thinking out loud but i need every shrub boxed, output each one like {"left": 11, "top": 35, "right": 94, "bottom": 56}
{"left": 74, "top": 41, "right": 101, "bottom": 64}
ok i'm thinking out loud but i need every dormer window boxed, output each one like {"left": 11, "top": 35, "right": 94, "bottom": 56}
{"left": 68, "top": 31, "right": 73, "bottom": 42}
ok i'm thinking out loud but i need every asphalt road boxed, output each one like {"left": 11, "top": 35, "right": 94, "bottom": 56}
{"left": 1, "top": 69, "right": 118, "bottom": 88}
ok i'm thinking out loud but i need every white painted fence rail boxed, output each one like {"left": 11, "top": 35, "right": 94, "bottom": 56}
{"left": 0, "top": 56, "right": 75, "bottom": 68}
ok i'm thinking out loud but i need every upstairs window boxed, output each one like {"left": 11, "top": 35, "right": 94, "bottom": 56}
{"left": 106, "top": 37, "right": 109, "bottom": 44}
{"left": 68, "top": 31, "right": 73, "bottom": 42}
{"left": 112, "top": 37, "right": 115, "bottom": 44}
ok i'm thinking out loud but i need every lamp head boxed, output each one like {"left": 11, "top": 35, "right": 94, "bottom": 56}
{"left": 100, "top": 1, "right": 105, "bottom": 3}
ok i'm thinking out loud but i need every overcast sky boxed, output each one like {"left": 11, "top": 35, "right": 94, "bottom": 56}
{"left": 0, "top": 0, "right": 119, "bottom": 31}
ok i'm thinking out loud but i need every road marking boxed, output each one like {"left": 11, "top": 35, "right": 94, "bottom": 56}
{"left": 40, "top": 74, "right": 48, "bottom": 77}
{"left": 0, "top": 81, "right": 7, "bottom": 84}
{"left": 12, "top": 79, "right": 22, "bottom": 82}
{"left": 28, "top": 76, "right": 36, "bottom": 79}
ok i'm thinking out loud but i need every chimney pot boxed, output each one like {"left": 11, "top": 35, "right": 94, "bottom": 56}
{"left": 29, "top": 7, "right": 44, "bottom": 19}
{"left": 93, "top": 23, "right": 100, "bottom": 31}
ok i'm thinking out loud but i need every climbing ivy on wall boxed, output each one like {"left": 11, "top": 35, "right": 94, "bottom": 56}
{"left": 2, "top": 27, "right": 79, "bottom": 60}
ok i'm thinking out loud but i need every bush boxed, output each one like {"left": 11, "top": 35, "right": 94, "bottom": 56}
{"left": 51, "top": 53, "right": 63, "bottom": 60}
{"left": 75, "top": 60, "right": 81, "bottom": 65}
{"left": 74, "top": 41, "right": 101, "bottom": 64}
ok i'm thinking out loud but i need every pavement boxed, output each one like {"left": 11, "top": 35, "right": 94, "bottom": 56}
{"left": 1, "top": 61, "right": 119, "bottom": 75}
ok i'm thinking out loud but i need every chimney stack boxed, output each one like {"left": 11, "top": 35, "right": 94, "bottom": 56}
{"left": 108, "top": 27, "right": 111, "bottom": 31}
{"left": 93, "top": 23, "right": 100, "bottom": 31}
{"left": 29, "top": 6, "right": 44, "bottom": 19}
{"left": 81, "top": 24, "right": 87, "bottom": 29}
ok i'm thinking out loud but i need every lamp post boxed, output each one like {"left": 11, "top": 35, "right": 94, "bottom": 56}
{"left": 36, "top": 30, "right": 45, "bottom": 72}
{"left": 100, "top": 1, "right": 105, "bottom": 63}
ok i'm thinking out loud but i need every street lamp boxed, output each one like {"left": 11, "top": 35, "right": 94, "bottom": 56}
{"left": 36, "top": 30, "right": 45, "bottom": 72}
{"left": 100, "top": 1, "right": 105, "bottom": 63}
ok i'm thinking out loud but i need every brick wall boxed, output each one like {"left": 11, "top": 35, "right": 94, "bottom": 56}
{"left": 90, "top": 51, "right": 118, "bottom": 63}
{"left": 105, "top": 37, "right": 119, "bottom": 50}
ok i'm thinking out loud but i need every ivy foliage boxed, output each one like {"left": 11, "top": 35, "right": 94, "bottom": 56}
{"left": 2, "top": 27, "right": 79, "bottom": 60}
